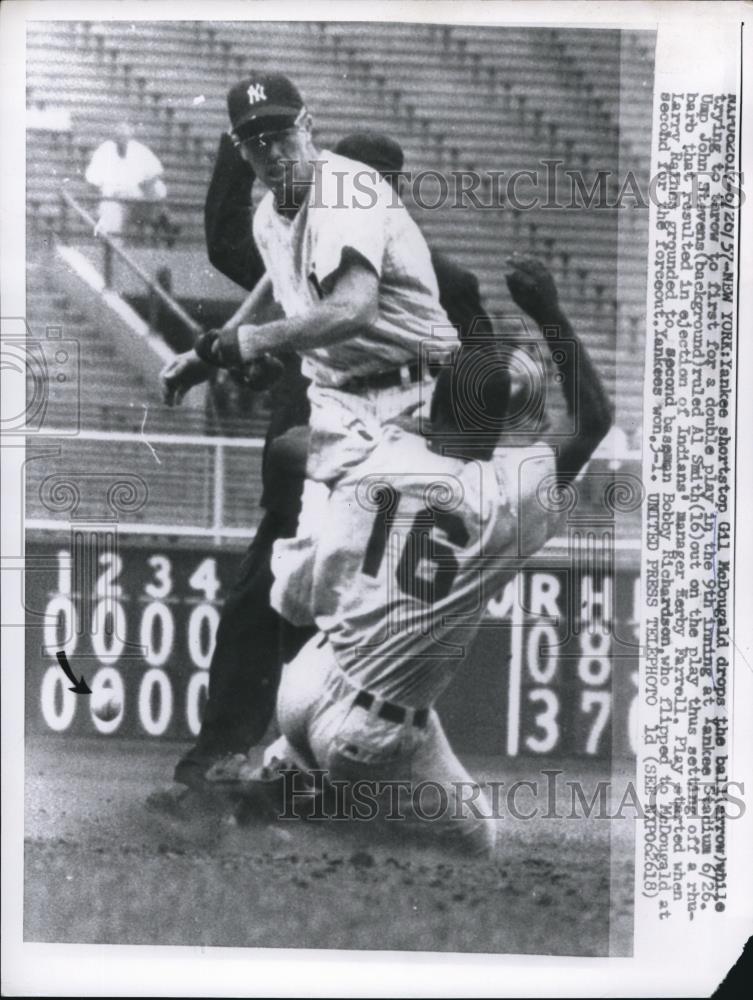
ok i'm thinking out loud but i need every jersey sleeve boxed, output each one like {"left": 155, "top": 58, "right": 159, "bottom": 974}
{"left": 310, "top": 167, "right": 388, "bottom": 289}
{"left": 131, "top": 142, "right": 163, "bottom": 182}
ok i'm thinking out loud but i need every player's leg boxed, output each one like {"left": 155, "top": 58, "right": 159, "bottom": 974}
{"left": 173, "top": 367, "right": 313, "bottom": 788}
{"left": 303, "top": 385, "right": 382, "bottom": 486}
{"left": 407, "top": 710, "right": 497, "bottom": 857}
{"left": 205, "top": 633, "right": 337, "bottom": 825}
{"left": 302, "top": 681, "right": 496, "bottom": 856}
{"left": 292, "top": 378, "right": 431, "bottom": 545}
{"left": 173, "top": 506, "right": 309, "bottom": 787}
{"left": 276, "top": 632, "right": 343, "bottom": 766}
{"left": 174, "top": 449, "right": 314, "bottom": 787}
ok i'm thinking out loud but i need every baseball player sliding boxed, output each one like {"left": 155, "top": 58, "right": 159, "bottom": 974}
{"left": 237, "top": 257, "right": 613, "bottom": 856}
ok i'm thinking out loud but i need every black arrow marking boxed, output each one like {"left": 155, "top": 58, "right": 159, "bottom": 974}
{"left": 56, "top": 650, "right": 92, "bottom": 695}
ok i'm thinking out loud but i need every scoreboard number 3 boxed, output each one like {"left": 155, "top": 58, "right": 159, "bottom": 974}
{"left": 145, "top": 555, "right": 173, "bottom": 598}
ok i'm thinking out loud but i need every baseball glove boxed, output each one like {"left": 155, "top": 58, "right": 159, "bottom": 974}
{"left": 227, "top": 353, "right": 286, "bottom": 391}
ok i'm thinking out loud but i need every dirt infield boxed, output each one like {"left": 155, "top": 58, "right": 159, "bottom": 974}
{"left": 24, "top": 737, "right": 634, "bottom": 955}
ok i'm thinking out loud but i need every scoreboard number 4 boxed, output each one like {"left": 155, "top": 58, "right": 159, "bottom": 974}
{"left": 188, "top": 557, "right": 221, "bottom": 602}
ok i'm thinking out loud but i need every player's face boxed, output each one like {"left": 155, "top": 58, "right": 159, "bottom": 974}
{"left": 234, "top": 115, "right": 315, "bottom": 203}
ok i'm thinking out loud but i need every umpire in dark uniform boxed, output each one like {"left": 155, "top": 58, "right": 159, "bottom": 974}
{"left": 172, "top": 130, "right": 495, "bottom": 789}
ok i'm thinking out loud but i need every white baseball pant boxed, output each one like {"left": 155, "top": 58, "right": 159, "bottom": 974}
{"left": 295, "top": 375, "right": 433, "bottom": 535}
{"left": 276, "top": 633, "right": 497, "bottom": 857}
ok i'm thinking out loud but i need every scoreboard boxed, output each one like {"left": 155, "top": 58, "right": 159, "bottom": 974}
{"left": 24, "top": 538, "right": 640, "bottom": 757}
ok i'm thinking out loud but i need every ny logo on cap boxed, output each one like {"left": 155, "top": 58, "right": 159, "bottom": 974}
{"left": 247, "top": 83, "right": 267, "bottom": 105}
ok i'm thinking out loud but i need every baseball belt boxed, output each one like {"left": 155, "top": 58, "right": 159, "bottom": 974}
{"left": 340, "top": 361, "right": 422, "bottom": 395}
{"left": 353, "top": 689, "right": 429, "bottom": 729}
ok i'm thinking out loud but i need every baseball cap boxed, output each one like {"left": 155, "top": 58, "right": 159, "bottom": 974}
{"left": 227, "top": 72, "right": 305, "bottom": 141}
{"left": 334, "top": 131, "right": 404, "bottom": 176}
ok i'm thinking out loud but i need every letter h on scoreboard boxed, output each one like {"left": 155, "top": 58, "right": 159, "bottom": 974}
{"left": 506, "top": 466, "right": 643, "bottom": 759}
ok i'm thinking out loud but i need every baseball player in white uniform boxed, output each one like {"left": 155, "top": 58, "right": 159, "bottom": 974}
{"left": 193, "top": 72, "right": 455, "bottom": 518}
{"left": 246, "top": 257, "right": 614, "bottom": 857}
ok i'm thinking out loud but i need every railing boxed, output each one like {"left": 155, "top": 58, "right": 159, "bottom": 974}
{"left": 59, "top": 190, "right": 204, "bottom": 343}
{"left": 55, "top": 190, "right": 203, "bottom": 242}
{"left": 24, "top": 428, "right": 265, "bottom": 545}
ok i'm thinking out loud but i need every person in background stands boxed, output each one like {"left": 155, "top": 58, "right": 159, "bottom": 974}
{"left": 85, "top": 122, "right": 178, "bottom": 245}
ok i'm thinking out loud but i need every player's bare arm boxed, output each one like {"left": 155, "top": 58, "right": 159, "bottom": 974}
{"left": 505, "top": 253, "right": 613, "bottom": 483}
{"left": 202, "top": 253, "right": 379, "bottom": 367}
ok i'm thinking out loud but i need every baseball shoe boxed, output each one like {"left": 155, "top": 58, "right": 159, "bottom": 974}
{"left": 205, "top": 753, "right": 293, "bottom": 817}
{"left": 234, "top": 758, "right": 337, "bottom": 825}
{"left": 204, "top": 736, "right": 302, "bottom": 788}
{"left": 174, "top": 745, "right": 249, "bottom": 790}
{"left": 204, "top": 752, "right": 258, "bottom": 786}
{"left": 201, "top": 751, "right": 311, "bottom": 823}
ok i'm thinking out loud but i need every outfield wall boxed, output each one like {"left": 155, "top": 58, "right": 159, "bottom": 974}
{"left": 25, "top": 537, "right": 640, "bottom": 759}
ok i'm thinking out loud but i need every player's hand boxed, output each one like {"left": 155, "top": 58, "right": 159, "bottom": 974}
{"left": 504, "top": 253, "right": 560, "bottom": 324}
{"left": 160, "top": 350, "right": 212, "bottom": 406}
